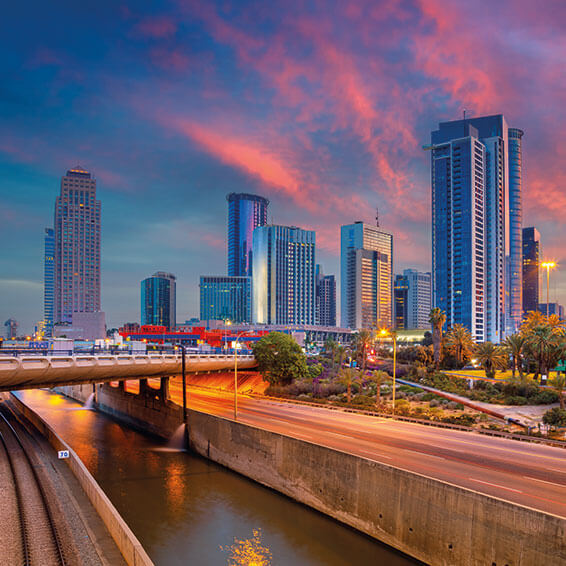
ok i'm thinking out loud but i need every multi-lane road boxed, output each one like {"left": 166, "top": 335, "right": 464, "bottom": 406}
{"left": 163, "top": 377, "right": 566, "bottom": 518}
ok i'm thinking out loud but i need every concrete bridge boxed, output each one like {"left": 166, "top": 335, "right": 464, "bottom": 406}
{"left": 0, "top": 353, "right": 257, "bottom": 392}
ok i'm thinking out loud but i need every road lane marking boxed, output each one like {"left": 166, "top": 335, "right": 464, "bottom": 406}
{"left": 523, "top": 476, "right": 565, "bottom": 488}
{"left": 404, "top": 449, "right": 445, "bottom": 461}
{"left": 550, "top": 468, "right": 566, "bottom": 474}
{"left": 356, "top": 451, "right": 393, "bottom": 460}
{"left": 468, "top": 478, "right": 523, "bottom": 493}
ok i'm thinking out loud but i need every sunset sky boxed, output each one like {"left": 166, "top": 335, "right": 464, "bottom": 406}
{"left": 1, "top": 0, "right": 565, "bottom": 333}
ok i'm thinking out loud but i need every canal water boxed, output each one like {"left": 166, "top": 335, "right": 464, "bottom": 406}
{"left": 16, "top": 390, "right": 416, "bottom": 565}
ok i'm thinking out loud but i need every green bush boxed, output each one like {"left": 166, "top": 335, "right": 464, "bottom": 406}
{"left": 503, "top": 395, "right": 529, "bottom": 406}
{"left": 543, "top": 407, "right": 566, "bottom": 427}
{"left": 532, "top": 390, "right": 560, "bottom": 404}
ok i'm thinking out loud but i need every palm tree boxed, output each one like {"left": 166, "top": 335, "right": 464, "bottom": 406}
{"left": 338, "top": 367, "right": 360, "bottom": 403}
{"left": 416, "top": 344, "right": 434, "bottom": 368}
{"left": 526, "top": 324, "right": 556, "bottom": 380}
{"left": 324, "top": 338, "right": 337, "bottom": 370}
{"left": 550, "top": 375, "right": 566, "bottom": 410}
{"left": 504, "top": 334, "right": 526, "bottom": 379}
{"left": 335, "top": 344, "right": 348, "bottom": 373}
{"left": 475, "top": 342, "right": 508, "bottom": 378}
{"left": 429, "top": 308, "right": 446, "bottom": 370}
{"left": 353, "top": 329, "right": 373, "bottom": 372}
{"left": 444, "top": 324, "right": 475, "bottom": 367}
{"left": 366, "top": 370, "right": 388, "bottom": 407}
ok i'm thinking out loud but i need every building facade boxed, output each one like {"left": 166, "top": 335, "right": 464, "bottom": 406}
{"left": 141, "top": 272, "right": 176, "bottom": 328}
{"left": 340, "top": 222, "right": 393, "bottom": 330}
{"left": 394, "top": 269, "right": 431, "bottom": 330}
{"left": 227, "top": 193, "right": 269, "bottom": 277}
{"left": 522, "top": 227, "right": 540, "bottom": 317}
{"left": 54, "top": 167, "right": 101, "bottom": 324}
{"left": 4, "top": 319, "right": 18, "bottom": 339}
{"left": 315, "top": 265, "right": 336, "bottom": 326}
{"left": 538, "top": 303, "right": 564, "bottom": 319}
{"left": 44, "top": 227, "right": 55, "bottom": 336}
{"left": 199, "top": 276, "right": 252, "bottom": 323}
{"left": 430, "top": 115, "right": 523, "bottom": 342}
{"left": 252, "top": 225, "right": 316, "bottom": 325}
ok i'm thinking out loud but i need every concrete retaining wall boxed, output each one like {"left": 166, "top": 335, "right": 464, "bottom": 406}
{"left": 7, "top": 393, "right": 154, "bottom": 566}
{"left": 187, "top": 408, "right": 566, "bottom": 566}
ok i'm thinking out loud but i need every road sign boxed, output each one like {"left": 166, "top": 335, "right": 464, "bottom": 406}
{"left": 58, "top": 450, "right": 70, "bottom": 459}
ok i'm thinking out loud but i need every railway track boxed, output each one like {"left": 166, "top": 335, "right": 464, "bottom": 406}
{"left": 0, "top": 404, "right": 67, "bottom": 566}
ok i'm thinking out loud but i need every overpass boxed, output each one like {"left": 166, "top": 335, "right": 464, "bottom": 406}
{"left": 0, "top": 353, "right": 257, "bottom": 391}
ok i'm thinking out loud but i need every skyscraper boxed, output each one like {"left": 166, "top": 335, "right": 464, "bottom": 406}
{"left": 4, "top": 318, "right": 18, "bottom": 339}
{"left": 315, "top": 265, "right": 336, "bottom": 326}
{"left": 44, "top": 227, "right": 55, "bottom": 336}
{"left": 227, "top": 193, "right": 269, "bottom": 277}
{"left": 429, "top": 115, "right": 523, "bottom": 342}
{"left": 522, "top": 227, "right": 541, "bottom": 316}
{"left": 340, "top": 221, "right": 393, "bottom": 330}
{"left": 199, "top": 276, "right": 252, "bottom": 323}
{"left": 141, "top": 272, "right": 176, "bottom": 328}
{"left": 54, "top": 167, "right": 101, "bottom": 324}
{"left": 252, "top": 225, "right": 315, "bottom": 325}
{"left": 394, "top": 269, "right": 432, "bottom": 330}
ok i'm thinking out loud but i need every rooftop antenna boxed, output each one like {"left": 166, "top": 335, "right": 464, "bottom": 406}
{"left": 375, "top": 207, "right": 380, "bottom": 228}
{"left": 463, "top": 108, "right": 466, "bottom": 120}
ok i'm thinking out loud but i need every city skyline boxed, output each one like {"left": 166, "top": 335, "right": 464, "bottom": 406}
{"left": 1, "top": 1, "right": 565, "bottom": 333}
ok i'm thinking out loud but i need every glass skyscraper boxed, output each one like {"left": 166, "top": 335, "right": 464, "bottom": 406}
{"left": 199, "top": 276, "right": 251, "bottom": 323}
{"left": 44, "top": 227, "right": 55, "bottom": 336}
{"left": 430, "top": 115, "right": 523, "bottom": 342}
{"left": 252, "top": 225, "right": 315, "bottom": 325}
{"left": 522, "top": 227, "right": 540, "bottom": 316}
{"left": 394, "top": 269, "right": 431, "bottom": 330}
{"left": 227, "top": 193, "right": 269, "bottom": 277}
{"left": 340, "top": 222, "right": 393, "bottom": 330}
{"left": 141, "top": 272, "right": 176, "bottom": 328}
{"left": 315, "top": 265, "right": 336, "bottom": 327}
{"left": 54, "top": 167, "right": 101, "bottom": 324}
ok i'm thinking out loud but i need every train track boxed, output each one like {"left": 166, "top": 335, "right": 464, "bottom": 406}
{"left": 0, "top": 405, "right": 67, "bottom": 566}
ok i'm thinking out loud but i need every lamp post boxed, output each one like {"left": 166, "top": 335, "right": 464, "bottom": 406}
{"left": 224, "top": 319, "right": 232, "bottom": 352}
{"left": 541, "top": 261, "right": 557, "bottom": 317}
{"left": 180, "top": 344, "right": 187, "bottom": 418}
{"left": 380, "top": 328, "right": 397, "bottom": 416}
{"left": 233, "top": 331, "right": 247, "bottom": 420}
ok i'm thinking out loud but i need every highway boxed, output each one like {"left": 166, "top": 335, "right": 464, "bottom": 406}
{"left": 163, "top": 377, "right": 566, "bottom": 518}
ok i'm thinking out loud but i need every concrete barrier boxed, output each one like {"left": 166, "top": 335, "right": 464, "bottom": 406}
{"left": 7, "top": 392, "right": 154, "bottom": 566}
{"left": 187, "top": 408, "right": 566, "bottom": 566}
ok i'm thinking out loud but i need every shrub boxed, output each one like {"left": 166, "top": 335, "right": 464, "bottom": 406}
{"left": 532, "top": 390, "right": 560, "bottom": 404}
{"left": 421, "top": 392, "right": 437, "bottom": 402}
{"left": 503, "top": 396, "right": 528, "bottom": 406}
{"left": 542, "top": 407, "right": 566, "bottom": 427}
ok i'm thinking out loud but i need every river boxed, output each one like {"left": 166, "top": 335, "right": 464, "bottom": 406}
{"left": 16, "top": 389, "right": 416, "bottom": 565}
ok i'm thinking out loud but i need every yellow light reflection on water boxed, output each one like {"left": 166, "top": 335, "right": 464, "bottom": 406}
{"left": 221, "top": 528, "right": 272, "bottom": 566}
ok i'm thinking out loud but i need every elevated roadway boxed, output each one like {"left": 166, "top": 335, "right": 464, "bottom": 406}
{"left": 0, "top": 354, "right": 256, "bottom": 392}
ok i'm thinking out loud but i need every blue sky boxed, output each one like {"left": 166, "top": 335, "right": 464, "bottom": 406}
{"left": 2, "top": 0, "right": 565, "bottom": 333}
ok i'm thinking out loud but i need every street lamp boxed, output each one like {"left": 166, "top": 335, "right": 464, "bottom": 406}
{"left": 541, "top": 261, "right": 557, "bottom": 317}
{"left": 233, "top": 330, "right": 247, "bottom": 420}
{"left": 224, "top": 319, "right": 232, "bottom": 352}
{"left": 380, "top": 328, "right": 397, "bottom": 416}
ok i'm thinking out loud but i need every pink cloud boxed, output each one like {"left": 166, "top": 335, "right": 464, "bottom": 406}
{"left": 134, "top": 16, "right": 177, "bottom": 39}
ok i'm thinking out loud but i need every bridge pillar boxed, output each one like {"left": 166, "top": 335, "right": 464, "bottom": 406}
{"left": 139, "top": 378, "right": 149, "bottom": 397}
{"left": 160, "top": 377, "right": 170, "bottom": 402}
{"left": 118, "top": 380, "right": 125, "bottom": 392}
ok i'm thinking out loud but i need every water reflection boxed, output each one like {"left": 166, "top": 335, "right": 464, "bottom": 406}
{"left": 16, "top": 389, "right": 417, "bottom": 566}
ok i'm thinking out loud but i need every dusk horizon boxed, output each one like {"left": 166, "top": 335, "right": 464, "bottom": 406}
{"left": 2, "top": 0, "right": 565, "bottom": 333}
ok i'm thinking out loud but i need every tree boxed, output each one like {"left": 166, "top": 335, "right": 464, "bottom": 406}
{"left": 352, "top": 329, "right": 373, "bottom": 372}
{"left": 366, "top": 370, "right": 388, "bottom": 407}
{"left": 504, "top": 334, "right": 526, "bottom": 379}
{"left": 475, "top": 342, "right": 507, "bottom": 379}
{"left": 416, "top": 345, "right": 434, "bottom": 368}
{"left": 337, "top": 367, "right": 360, "bottom": 403}
{"left": 550, "top": 374, "right": 566, "bottom": 410}
{"left": 324, "top": 338, "right": 337, "bottom": 370}
{"left": 252, "top": 332, "right": 310, "bottom": 385}
{"left": 429, "top": 308, "right": 446, "bottom": 369}
{"left": 444, "top": 324, "right": 475, "bottom": 367}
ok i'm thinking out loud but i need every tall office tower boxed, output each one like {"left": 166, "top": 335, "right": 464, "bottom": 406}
{"left": 394, "top": 269, "right": 432, "bottom": 330}
{"left": 522, "top": 227, "right": 541, "bottom": 316}
{"left": 54, "top": 167, "right": 101, "bottom": 324}
{"left": 538, "top": 303, "right": 564, "bottom": 319}
{"left": 252, "top": 225, "right": 315, "bottom": 325}
{"left": 227, "top": 193, "right": 269, "bottom": 277}
{"left": 429, "top": 115, "right": 523, "bottom": 342}
{"left": 4, "top": 318, "right": 18, "bottom": 339}
{"left": 315, "top": 265, "right": 337, "bottom": 326}
{"left": 199, "top": 276, "right": 252, "bottom": 323}
{"left": 141, "top": 272, "right": 177, "bottom": 328}
{"left": 340, "top": 221, "right": 393, "bottom": 330}
{"left": 394, "top": 275, "right": 409, "bottom": 330}
{"left": 44, "top": 228, "right": 55, "bottom": 336}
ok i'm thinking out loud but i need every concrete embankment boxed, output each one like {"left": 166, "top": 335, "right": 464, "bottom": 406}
{"left": 8, "top": 392, "right": 154, "bottom": 566}
{"left": 187, "top": 408, "right": 566, "bottom": 566}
